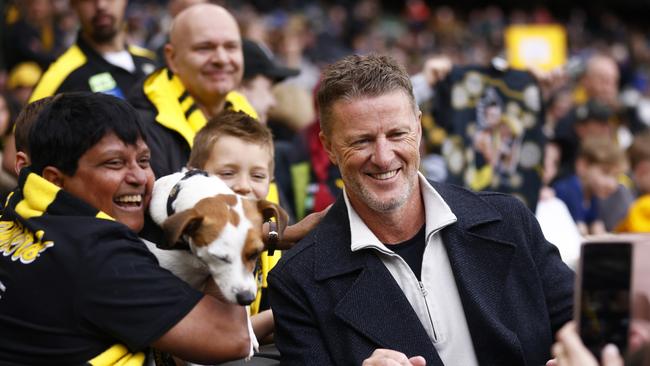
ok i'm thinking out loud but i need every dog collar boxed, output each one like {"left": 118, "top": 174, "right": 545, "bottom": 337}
{"left": 166, "top": 169, "right": 209, "bottom": 217}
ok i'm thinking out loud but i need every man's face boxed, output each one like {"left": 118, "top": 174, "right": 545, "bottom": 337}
{"left": 583, "top": 58, "right": 620, "bottom": 107}
{"left": 203, "top": 135, "right": 272, "bottom": 200}
{"left": 166, "top": 7, "right": 243, "bottom": 106}
{"left": 320, "top": 91, "right": 422, "bottom": 214}
{"left": 72, "top": 0, "right": 127, "bottom": 44}
{"left": 60, "top": 133, "right": 154, "bottom": 232}
{"left": 240, "top": 75, "right": 276, "bottom": 124}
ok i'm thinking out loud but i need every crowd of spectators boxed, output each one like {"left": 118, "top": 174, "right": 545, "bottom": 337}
{"left": 3, "top": 0, "right": 650, "bottom": 255}
{"left": 4, "top": 1, "right": 650, "bottom": 365}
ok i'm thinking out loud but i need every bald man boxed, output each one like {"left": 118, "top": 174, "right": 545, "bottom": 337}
{"left": 168, "top": 0, "right": 207, "bottom": 18}
{"left": 581, "top": 55, "right": 620, "bottom": 109}
{"left": 129, "top": 3, "right": 257, "bottom": 178}
{"left": 550, "top": 54, "right": 633, "bottom": 231}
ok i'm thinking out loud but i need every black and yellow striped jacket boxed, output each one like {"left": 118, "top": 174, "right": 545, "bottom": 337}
{"left": 29, "top": 34, "right": 157, "bottom": 102}
{"left": 0, "top": 169, "right": 201, "bottom": 365}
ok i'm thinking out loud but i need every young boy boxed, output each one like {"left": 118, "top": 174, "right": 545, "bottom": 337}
{"left": 616, "top": 131, "right": 650, "bottom": 232}
{"left": 4, "top": 95, "right": 58, "bottom": 176}
{"left": 187, "top": 110, "right": 327, "bottom": 343}
{"left": 553, "top": 136, "right": 628, "bottom": 236}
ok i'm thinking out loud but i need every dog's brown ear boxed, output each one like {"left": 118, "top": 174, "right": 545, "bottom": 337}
{"left": 257, "top": 200, "right": 289, "bottom": 242}
{"left": 161, "top": 209, "right": 203, "bottom": 249}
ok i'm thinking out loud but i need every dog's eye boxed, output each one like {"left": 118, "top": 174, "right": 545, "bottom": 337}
{"left": 247, "top": 250, "right": 261, "bottom": 262}
{"left": 215, "top": 255, "right": 232, "bottom": 264}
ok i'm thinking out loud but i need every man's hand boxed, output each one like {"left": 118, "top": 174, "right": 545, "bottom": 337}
{"left": 529, "top": 66, "right": 569, "bottom": 101}
{"left": 362, "top": 349, "right": 426, "bottom": 366}
{"left": 422, "top": 56, "right": 452, "bottom": 87}
{"left": 270, "top": 205, "right": 332, "bottom": 250}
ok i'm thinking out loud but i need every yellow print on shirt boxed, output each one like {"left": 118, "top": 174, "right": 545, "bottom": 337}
{"left": 0, "top": 221, "right": 54, "bottom": 264}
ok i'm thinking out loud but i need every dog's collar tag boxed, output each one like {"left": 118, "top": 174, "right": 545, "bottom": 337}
{"left": 166, "top": 169, "right": 210, "bottom": 217}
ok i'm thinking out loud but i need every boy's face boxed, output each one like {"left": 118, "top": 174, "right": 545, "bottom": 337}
{"left": 203, "top": 135, "right": 272, "bottom": 199}
{"left": 580, "top": 161, "right": 620, "bottom": 199}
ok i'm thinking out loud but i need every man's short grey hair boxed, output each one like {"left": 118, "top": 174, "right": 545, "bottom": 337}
{"left": 317, "top": 54, "right": 416, "bottom": 136}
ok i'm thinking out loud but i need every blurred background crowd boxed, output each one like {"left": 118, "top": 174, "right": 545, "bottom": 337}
{"left": 3, "top": 0, "right": 650, "bottom": 269}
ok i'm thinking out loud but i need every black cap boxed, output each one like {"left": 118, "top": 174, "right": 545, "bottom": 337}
{"left": 242, "top": 39, "right": 300, "bottom": 83}
{"left": 576, "top": 99, "right": 613, "bottom": 124}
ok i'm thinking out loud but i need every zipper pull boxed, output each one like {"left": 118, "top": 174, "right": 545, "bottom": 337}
{"left": 419, "top": 281, "right": 428, "bottom": 297}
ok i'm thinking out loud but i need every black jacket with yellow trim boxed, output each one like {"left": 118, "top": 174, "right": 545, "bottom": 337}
{"left": 128, "top": 67, "right": 258, "bottom": 179}
{"left": 29, "top": 34, "right": 157, "bottom": 102}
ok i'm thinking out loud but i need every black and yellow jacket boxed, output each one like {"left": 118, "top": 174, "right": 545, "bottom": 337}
{"left": 128, "top": 67, "right": 257, "bottom": 178}
{"left": 29, "top": 34, "right": 157, "bottom": 102}
{"left": 129, "top": 68, "right": 278, "bottom": 314}
{"left": 0, "top": 169, "right": 201, "bottom": 365}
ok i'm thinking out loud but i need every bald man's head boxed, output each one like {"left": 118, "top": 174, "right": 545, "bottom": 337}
{"left": 165, "top": 4, "right": 244, "bottom": 113}
{"left": 583, "top": 54, "right": 620, "bottom": 107}
{"left": 168, "top": 0, "right": 207, "bottom": 18}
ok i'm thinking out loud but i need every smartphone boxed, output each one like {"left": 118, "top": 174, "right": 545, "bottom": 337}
{"left": 576, "top": 241, "right": 632, "bottom": 358}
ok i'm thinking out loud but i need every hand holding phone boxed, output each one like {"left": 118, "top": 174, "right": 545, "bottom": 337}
{"left": 576, "top": 242, "right": 632, "bottom": 359}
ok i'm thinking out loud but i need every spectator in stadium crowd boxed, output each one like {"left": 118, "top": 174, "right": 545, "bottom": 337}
{"left": 0, "top": 92, "right": 251, "bottom": 365}
{"left": 28, "top": 0, "right": 157, "bottom": 102}
{"left": 616, "top": 130, "right": 650, "bottom": 232}
{"left": 1, "top": 61, "right": 43, "bottom": 177}
{"left": 239, "top": 38, "right": 299, "bottom": 125}
{"left": 552, "top": 136, "right": 628, "bottom": 236}
{"left": 550, "top": 98, "right": 634, "bottom": 231}
{"left": 268, "top": 54, "right": 574, "bottom": 365}
{"left": 552, "top": 55, "right": 621, "bottom": 181}
{"left": 2, "top": 0, "right": 64, "bottom": 71}
{"left": 128, "top": 3, "right": 255, "bottom": 178}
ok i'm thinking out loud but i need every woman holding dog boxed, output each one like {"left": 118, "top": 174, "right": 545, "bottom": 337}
{"left": 0, "top": 92, "right": 252, "bottom": 365}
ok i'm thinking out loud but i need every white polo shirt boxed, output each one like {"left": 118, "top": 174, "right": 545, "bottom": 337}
{"left": 344, "top": 173, "right": 479, "bottom": 366}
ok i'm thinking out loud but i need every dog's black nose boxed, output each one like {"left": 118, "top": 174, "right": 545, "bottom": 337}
{"left": 236, "top": 292, "right": 256, "bottom": 305}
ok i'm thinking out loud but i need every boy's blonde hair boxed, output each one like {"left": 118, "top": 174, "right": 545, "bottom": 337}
{"left": 189, "top": 110, "right": 275, "bottom": 171}
{"left": 627, "top": 131, "right": 650, "bottom": 170}
{"left": 578, "top": 136, "right": 628, "bottom": 170}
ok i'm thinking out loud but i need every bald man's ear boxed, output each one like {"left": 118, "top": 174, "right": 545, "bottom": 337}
{"left": 42, "top": 166, "right": 65, "bottom": 188}
{"left": 164, "top": 44, "right": 177, "bottom": 74}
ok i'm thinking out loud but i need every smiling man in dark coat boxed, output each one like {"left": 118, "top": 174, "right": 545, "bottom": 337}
{"left": 267, "top": 54, "right": 574, "bottom": 366}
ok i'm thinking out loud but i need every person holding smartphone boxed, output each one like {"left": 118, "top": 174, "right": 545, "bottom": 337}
{"left": 550, "top": 321, "right": 650, "bottom": 366}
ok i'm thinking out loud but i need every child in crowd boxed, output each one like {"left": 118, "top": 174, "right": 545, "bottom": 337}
{"left": 616, "top": 131, "right": 650, "bottom": 232}
{"left": 9, "top": 95, "right": 58, "bottom": 175}
{"left": 187, "top": 110, "right": 328, "bottom": 344}
{"left": 553, "top": 136, "right": 628, "bottom": 236}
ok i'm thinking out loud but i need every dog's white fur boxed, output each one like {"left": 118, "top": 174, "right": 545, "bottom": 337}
{"left": 145, "top": 170, "right": 286, "bottom": 359}
{"left": 148, "top": 171, "right": 260, "bottom": 304}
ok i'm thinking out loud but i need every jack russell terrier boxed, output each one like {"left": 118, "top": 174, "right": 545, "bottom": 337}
{"left": 145, "top": 169, "right": 288, "bottom": 359}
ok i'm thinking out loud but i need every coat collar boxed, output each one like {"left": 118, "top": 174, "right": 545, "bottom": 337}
{"left": 314, "top": 181, "right": 509, "bottom": 280}
{"left": 313, "top": 181, "right": 523, "bottom": 364}
{"left": 347, "top": 174, "right": 457, "bottom": 253}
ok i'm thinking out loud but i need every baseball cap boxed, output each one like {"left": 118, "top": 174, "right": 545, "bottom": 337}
{"left": 242, "top": 38, "right": 299, "bottom": 83}
{"left": 7, "top": 62, "right": 42, "bottom": 90}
